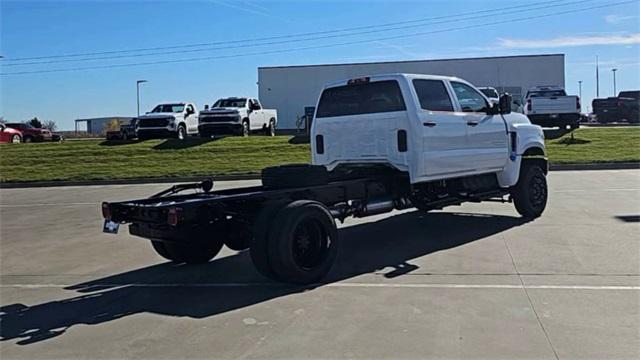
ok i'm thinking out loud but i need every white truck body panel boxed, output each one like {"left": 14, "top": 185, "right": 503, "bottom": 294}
{"left": 311, "top": 74, "right": 545, "bottom": 188}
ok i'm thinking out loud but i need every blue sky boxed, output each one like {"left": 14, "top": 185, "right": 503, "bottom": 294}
{"left": 1, "top": 0, "right": 639, "bottom": 130}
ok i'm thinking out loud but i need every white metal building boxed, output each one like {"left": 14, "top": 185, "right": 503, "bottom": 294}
{"left": 258, "top": 54, "right": 565, "bottom": 130}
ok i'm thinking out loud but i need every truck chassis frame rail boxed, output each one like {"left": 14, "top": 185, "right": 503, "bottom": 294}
{"left": 101, "top": 167, "right": 522, "bottom": 285}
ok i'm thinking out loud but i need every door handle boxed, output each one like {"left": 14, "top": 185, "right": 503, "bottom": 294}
{"left": 423, "top": 121, "right": 437, "bottom": 127}
{"left": 466, "top": 120, "right": 479, "bottom": 127}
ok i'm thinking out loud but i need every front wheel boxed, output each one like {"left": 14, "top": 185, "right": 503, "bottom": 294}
{"left": 176, "top": 125, "right": 186, "bottom": 140}
{"left": 511, "top": 164, "right": 548, "bottom": 218}
{"left": 241, "top": 120, "right": 250, "bottom": 137}
{"left": 11, "top": 134, "right": 21, "bottom": 143}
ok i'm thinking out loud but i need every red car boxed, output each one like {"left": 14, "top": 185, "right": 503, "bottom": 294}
{"left": 0, "top": 123, "right": 23, "bottom": 143}
{"left": 5, "top": 123, "right": 52, "bottom": 142}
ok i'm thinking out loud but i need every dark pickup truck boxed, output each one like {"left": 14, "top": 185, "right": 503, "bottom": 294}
{"left": 592, "top": 90, "right": 640, "bottom": 123}
{"left": 106, "top": 119, "right": 138, "bottom": 140}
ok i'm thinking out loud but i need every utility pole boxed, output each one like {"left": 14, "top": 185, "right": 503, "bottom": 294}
{"left": 595, "top": 56, "right": 600, "bottom": 98}
{"left": 612, "top": 68, "right": 618, "bottom": 96}
{"left": 578, "top": 80, "right": 583, "bottom": 112}
{"left": 136, "top": 80, "right": 148, "bottom": 117}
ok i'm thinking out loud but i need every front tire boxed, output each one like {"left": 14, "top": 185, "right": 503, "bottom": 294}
{"left": 241, "top": 120, "right": 250, "bottom": 137}
{"left": 176, "top": 124, "right": 186, "bottom": 140}
{"left": 511, "top": 164, "right": 548, "bottom": 218}
{"left": 11, "top": 134, "right": 21, "bottom": 143}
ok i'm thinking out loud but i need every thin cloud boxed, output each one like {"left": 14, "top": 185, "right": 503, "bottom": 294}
{"left": 605, "top": 14, "right": 638, "bottom": 24}
{"left": 496, "top": 33, "right": 640, "bottom": 49}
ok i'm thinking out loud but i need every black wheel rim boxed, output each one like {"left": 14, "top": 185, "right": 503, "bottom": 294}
{"left": 292, "top": 218, "right": 329, "bottom": 270}
{"left": 529, "top": 174, "right": 547, "bottom": 209}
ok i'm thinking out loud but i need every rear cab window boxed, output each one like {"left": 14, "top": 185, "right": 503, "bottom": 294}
{"left": 412, "top": 79, "right": 454, "bottom": 112}
{"left": 316, "top": 80, "right": 406, "bottom": 118}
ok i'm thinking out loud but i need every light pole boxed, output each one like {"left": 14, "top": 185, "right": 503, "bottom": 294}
{"left": 611, "top": 69, "right": 618, "bottom": 96}
{"left": 578, "top": 80, "right": 583, "bottom": 112}
{"left": 136, "top": 80, "right": 148, "bottom": 117}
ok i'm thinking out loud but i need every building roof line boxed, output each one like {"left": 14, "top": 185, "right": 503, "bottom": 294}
{"left": 258, "top": 53, "right": 564, "bottom": 70}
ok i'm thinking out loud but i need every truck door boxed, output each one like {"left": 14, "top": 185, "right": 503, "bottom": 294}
{"left": 450, "top": 81, "right": 508, "bottom": 172}
{"left": 185, "top": 104, "right": 198, "bottom": 134}
{"left": 412, "top": 79, "right": 469, "bottom": 177}
{"left": 249, "top": 99, "right": 265, "bottom": 130}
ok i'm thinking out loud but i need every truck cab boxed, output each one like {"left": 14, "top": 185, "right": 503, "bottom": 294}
{"left": 136, "top": 102, "right": 199, "bottom": 140}
{"left": 198, "top": 97, "right": 277, "bottom": 137}
{"left": 311, "top": 74, "right": 545, "bottom": 189}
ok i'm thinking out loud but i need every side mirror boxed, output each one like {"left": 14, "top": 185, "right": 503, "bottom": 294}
{"left": 499, "top": 93, "right": 512, "bottom": 114}
{"left": 204, "top": 105, "right": 209, "bottom": 110}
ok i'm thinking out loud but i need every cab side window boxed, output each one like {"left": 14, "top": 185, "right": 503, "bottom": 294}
{"left": 451, "top": 82, "right": 489, "bottom": 113}
{"left": 413, "top": 79, "right": 454, "bottom": 111}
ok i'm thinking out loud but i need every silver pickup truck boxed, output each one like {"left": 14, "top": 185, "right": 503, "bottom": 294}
{"left": 198, "top": 97, "right": 277, "bottom": 137}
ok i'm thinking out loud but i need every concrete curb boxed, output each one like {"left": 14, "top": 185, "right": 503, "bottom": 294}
{"left": 549, "top": 162, "right": 640, "bottom": 171}
{"left": 1, "top": 162, "right": 638, "bottom": 189}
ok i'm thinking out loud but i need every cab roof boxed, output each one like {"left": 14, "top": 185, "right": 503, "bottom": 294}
{"left": 322, "top": 73, "right": 466, "bottom": 89}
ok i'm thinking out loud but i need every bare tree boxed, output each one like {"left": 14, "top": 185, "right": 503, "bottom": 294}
{"left": 42, "top": 120, "right": 58, "bottom": 131}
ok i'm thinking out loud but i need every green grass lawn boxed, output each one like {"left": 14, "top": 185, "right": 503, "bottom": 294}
{"left": 545, "top": 127, "right": 640, "bottom": 164}
{"left": 0, "top": 128, "right": 638, "bottom": 183}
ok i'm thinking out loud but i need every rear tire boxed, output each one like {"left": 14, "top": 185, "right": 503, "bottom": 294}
{"left": 267, "top": 200, "right": 339, "bottom": 284}
{"left": 265, "top": 119, "right": 276, "bottom": 136}
{"left": 24, "top": 136, "right": 33, "bottom": 143}
{"left": 11, "top": 134, "right": 21, "bottom": 143}
{"left": 251, "top": 200, "right": 289, "bottom": 280}
{"left": 149, "top": 228, "right": 224, "bottom": 264}
{"left": 511, "top": 163, "right": 548, "bottom": 218}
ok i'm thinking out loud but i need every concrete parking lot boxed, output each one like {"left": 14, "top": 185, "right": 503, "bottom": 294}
{"left": 1, "top": 170, "right": 639, "bottom": 359}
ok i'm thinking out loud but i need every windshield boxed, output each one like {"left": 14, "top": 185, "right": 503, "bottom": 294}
{"left": 527, "top": 90, "right": 566, "bottom": 98}
{"left": 213, "top": 99, "right": 247, "bottom": 108}
{"left": 151, "top": 104, "right": 185, "bottom": 113}
{"left": 479, "top": 88, "right": 499, "bottom": 98}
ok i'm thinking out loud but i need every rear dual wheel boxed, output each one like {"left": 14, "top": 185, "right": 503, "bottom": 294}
{"left": 251, "top": 200, "right": 339, "bottom": 284}
{"left": 150, "top": 227, "right": 224, "bottom": 264}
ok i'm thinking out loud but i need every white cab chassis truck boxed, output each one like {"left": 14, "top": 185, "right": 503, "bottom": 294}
{"left": 102, "top": 74, "right": 548, "bottom": 285}
{"left": 136, "top": 102, "right": 199, "bottom": 140}
{"left": 198, "top": 97, "right": 277, "bottom": 137}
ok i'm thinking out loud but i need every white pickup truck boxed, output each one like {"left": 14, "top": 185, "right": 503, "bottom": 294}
{"left": 523, "top": 86, "right": 581, "bottom": 129}
{"left": 103, "top": 74, "right": 548, "bottom": 284}
{"left": 198, "top": 97, "right": 277, "bottom": 137}
{"left": 136, "top": 102, "right": 199, "bottom": 140}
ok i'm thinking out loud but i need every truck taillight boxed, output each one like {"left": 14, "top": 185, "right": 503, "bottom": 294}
{"left": 102, "top": 202, "right": 112, "bottom": 220}
{"left": 576, "top": 97, "right": 581, "bottom": 111}
{"left": 526, "top": 99, "right": 532, "bottom": 111}
{"left": 167, "top": 207, "right": 182, "bottom": 226}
